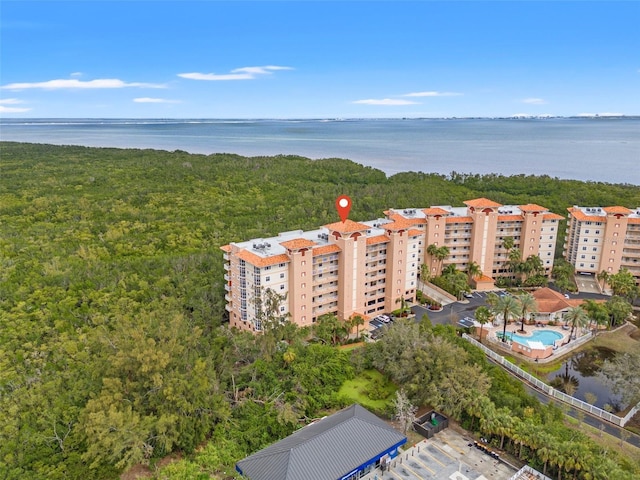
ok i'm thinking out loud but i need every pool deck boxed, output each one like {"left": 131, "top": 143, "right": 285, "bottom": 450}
{"left": 488, "top": 323, "right": 592, "bottom": 363}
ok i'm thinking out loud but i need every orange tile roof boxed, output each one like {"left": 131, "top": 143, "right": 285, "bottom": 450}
{"left": 280, "top": 238, "right": 316, "bottom": 250}
{"left": 464, "top": 197, "right": 502, "bottom": 208}
{"left": 476, "top": 274, "right": 494, "bottom": 283}
{"left": 543, "top": 213, "right": 564, "bottom": 221}
{"left": 567, "top": 208, "right": 603, "bottom": 222}
{"left": 498, "top": 215, "right": 523, "bottom": 222}
{"left": 445, "top": 216, "right": 473, "bottom": 224}
{"left": 519, "top": 203, "right": 547, "bottom": 212}
{"left": 629, "top": 218, "right": 640, "bottom": 224}
{"left": 423, "top": 207, "right": 450, "bottom": 216}
{"left": 220, "top": 244, "right": 232, "bottom": 253}
{"left": 387, "top": 213, "right": 424, "bottom": 225}
{"left": 407, "top": 229, "right": 423, "bottom": 237}
{"left": 603, "top": 206, "right": 632, "bottom": 215}
{"left": 312, "top": 244, "right": 342, "bottom": 256}
{"left": 532, "top": 287, "right": 571, "bottom": 313}
{"left": 366, "top": 234, "right": 389, "bottom": 245}
{"left": 383, "top": 219, "right": 418, "bottom": 231}
{"left": 324, "top": 219, "right": 370, "bottom": 233}
{"left": 236, "top": 249, "right": 290, "bottom": 267}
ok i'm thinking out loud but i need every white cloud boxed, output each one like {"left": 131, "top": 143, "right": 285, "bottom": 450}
{"left": 522, "top": 98, "right": 547, "bottom": 105}
{"left": 178, "top": 65, "right": 293, "bottom": 81}
{"left": 70, "top": 72, "right": 83, "bottom": 77}
{"left": 0, "top": 98, "right": 30, "bottom": 112}
{"left": 352, "top": 98, "right": 419, "bottom": 106}
{"left": 404, "top": 91, "right": 462, "bottom": 97}
{"left": 1, "top": 78, "right": 166, "bottom": 90}
{"left": 134, "top": 97, "right": 180, "bottom": 104}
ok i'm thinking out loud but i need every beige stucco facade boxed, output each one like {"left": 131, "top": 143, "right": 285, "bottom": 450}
{"left": 564, "top": 205, "right": 640, "bottom": 283}
{"left": 222, "top": 198, "right": 562, "bottom": 332}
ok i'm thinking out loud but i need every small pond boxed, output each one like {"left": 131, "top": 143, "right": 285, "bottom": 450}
{"left": 546, "top": 346, "right": 624, "bottom": 412}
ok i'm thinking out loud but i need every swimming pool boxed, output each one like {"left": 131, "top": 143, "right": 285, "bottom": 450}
{"left": 499, "top": 330, "right": 563, "bottom": 346}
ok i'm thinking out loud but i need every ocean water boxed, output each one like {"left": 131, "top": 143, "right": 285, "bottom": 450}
{"left": 1, "top": 117, "right": 639, "bottom": 185}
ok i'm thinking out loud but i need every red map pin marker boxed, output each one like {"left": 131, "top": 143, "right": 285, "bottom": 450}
{"left": 335, "top": 195, "right": 352, "bottom": 223}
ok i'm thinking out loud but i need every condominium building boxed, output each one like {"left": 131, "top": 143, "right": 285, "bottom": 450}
{"left": 221, "top": 197, "right": 563, "bottom": 332}
{"left": 564, "top": 205, "right": 640, "bottom": 281}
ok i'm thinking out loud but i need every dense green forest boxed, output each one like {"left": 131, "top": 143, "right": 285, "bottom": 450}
{"left": 1, "top": 142, "right": 639, "bottom": 479}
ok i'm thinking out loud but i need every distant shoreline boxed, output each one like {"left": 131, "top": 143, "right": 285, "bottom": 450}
{"left": 2, "top": 118, "right": 638, "bottom": 185}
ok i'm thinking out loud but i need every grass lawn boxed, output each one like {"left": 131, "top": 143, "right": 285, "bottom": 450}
{"left": 338, "top": 369, "right": 397, "bottom": 412}
{"left": 591, "top": 324, "right": 639, "bottom": 354}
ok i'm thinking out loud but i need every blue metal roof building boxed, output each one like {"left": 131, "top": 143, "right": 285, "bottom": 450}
{"left": 235, "top": 404, "right": 407, "bottom": 480}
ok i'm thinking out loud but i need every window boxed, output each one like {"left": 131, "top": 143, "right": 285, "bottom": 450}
{"left": 265, "top": 276, "right": 270, "bottom": 282}
{"left": 585, "top": 229, "right": 590, "bottom": 234}
{"left": 280, "top": 285, "right": 285, "bottom": 290}
{"left": 595, "top": 230, "right": 600, "bottom": 234}
{"left": 592, "top": 256, "right": 596, "bottom": 260}
{"left": 280, "top": 273, "right": 285, "bottom": 278}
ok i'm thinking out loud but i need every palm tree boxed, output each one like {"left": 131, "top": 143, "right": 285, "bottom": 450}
{"left": 608, "top": 268, "right": 639, "bottom": 301}
{"left": 419, "top": 263, "right": 430, "bottom": 283}
{"left": 523, "top": 254, "right": 545, "bottom": 282}
{"left": 495, "top": 407, "right": 516, "bottom": 450}
{"left": 465, "top": 261, "right": 482, "bottom": 284}
{"left": 535, "top": 431, "right": 557, "bottom": 476}
{"left": 434, "top": 245, "right": 450, "bottom": 276}
{"left": 474, "top": 305, "right": 491, "bottom": 343}
{"left": 582, "top": 299, "right": 608, "bottom": 336}
{"left": 597, "top": 270, "right": 610, "bottom": 291}
{"left": 502, "top": 236, "right": 514, "bottom": 282}
{"left": 508, "top": 247, "right": 523, "bottom": 283}
{"left": 490, "top": 294, "right": 520, "bottom": 342}
{"left": 563, "top": 306, "right": 589, "bottom": 343}
{"left": 516, "top": 292, "right": 537, "bottom": 332}
{"left": 426, "top": 243, "right": 439, "bottom": 277}
{"left": 283, "top": 349, "right": 296, "bottom": 366}
{"left": 395, "top": 296, "right": 409, "bottom": 316}
{"left": 350, "top": 314, "right": 365, "bottom": 339}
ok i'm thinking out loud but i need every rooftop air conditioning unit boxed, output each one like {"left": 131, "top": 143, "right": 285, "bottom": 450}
{"left": 265, "top": 242, "right": 271, "bottom": 247}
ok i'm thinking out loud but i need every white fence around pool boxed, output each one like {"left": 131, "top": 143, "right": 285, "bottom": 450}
{"left": 462, "top": 334, "right": 638, "bottom": 427}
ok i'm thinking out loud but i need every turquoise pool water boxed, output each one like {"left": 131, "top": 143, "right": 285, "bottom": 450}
{"left": 500, "top": 330, "right": 563, "bottom": 346}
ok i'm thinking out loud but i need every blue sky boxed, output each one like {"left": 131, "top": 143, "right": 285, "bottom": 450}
{"left": 1, "top": 1, "right": 639, "bottom": 118}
